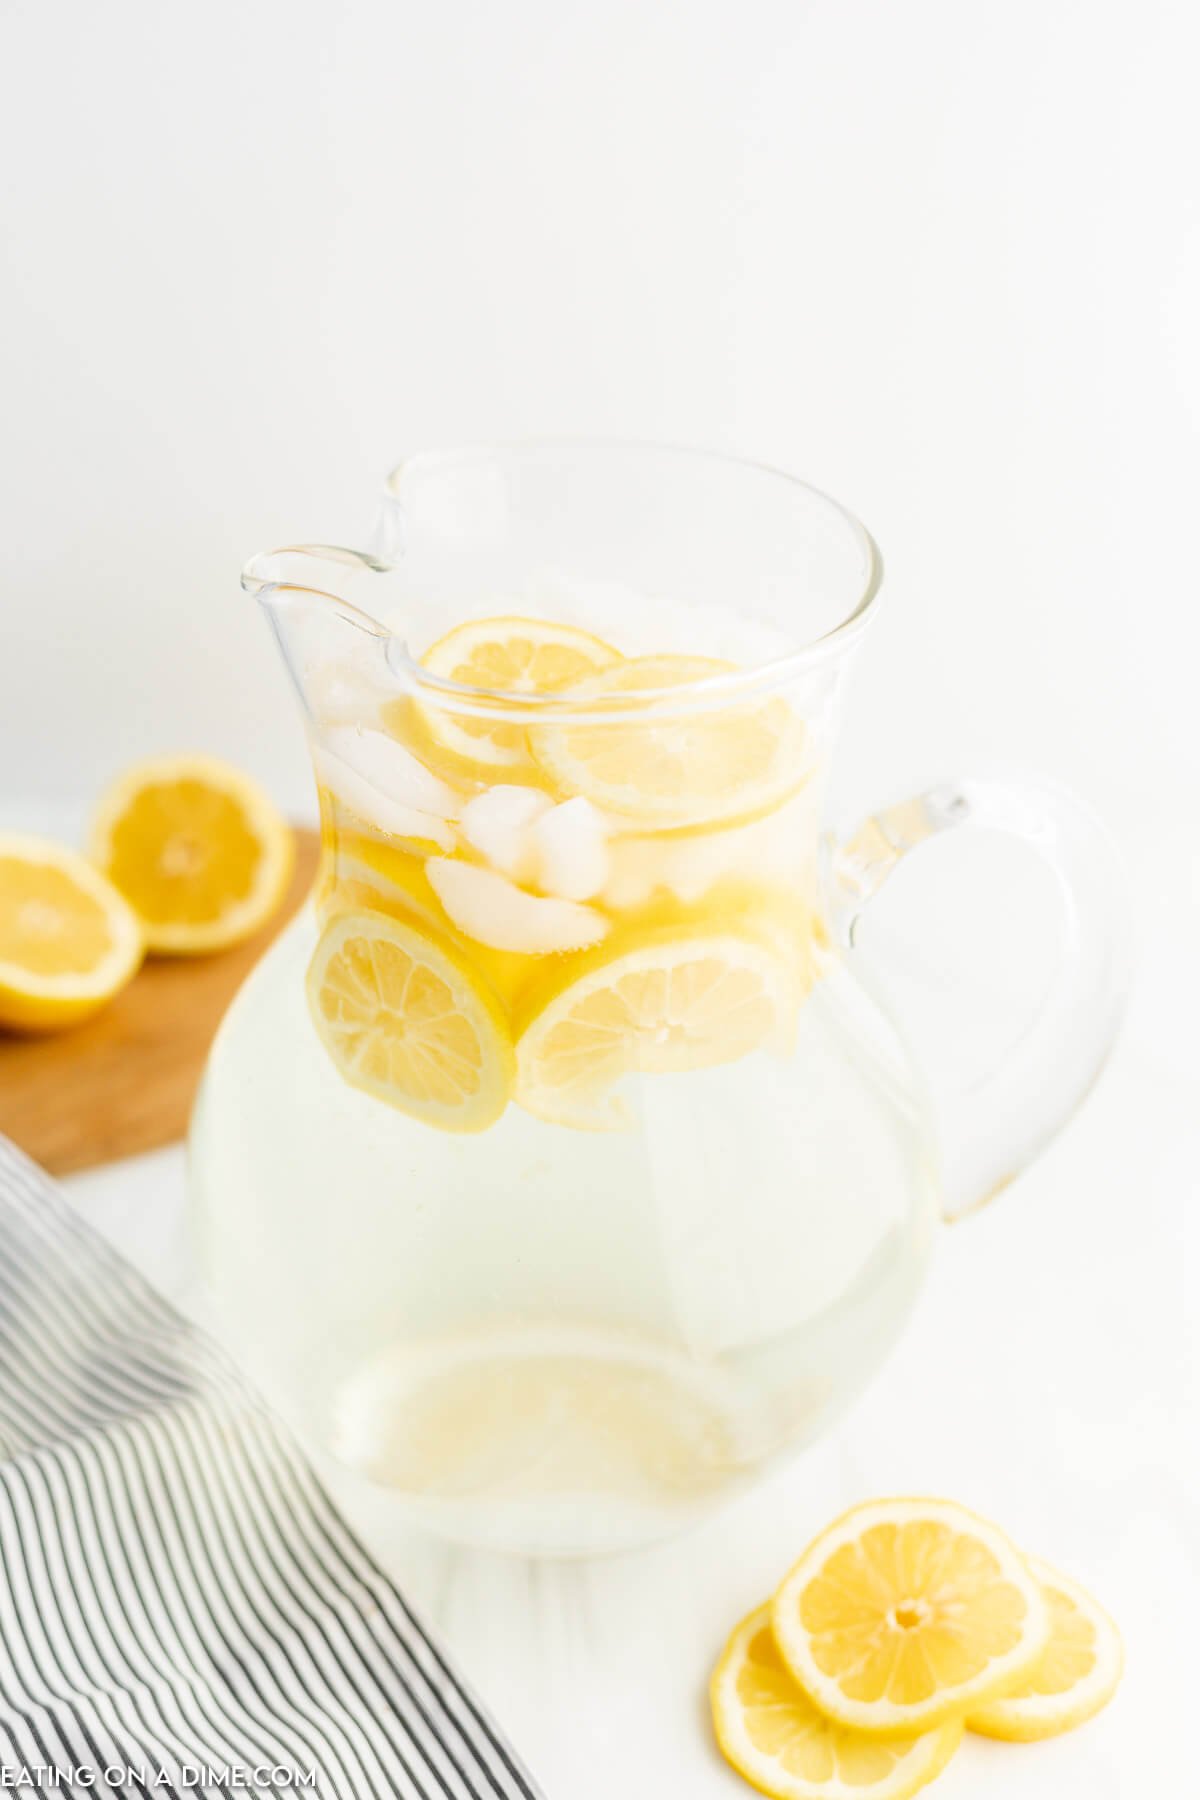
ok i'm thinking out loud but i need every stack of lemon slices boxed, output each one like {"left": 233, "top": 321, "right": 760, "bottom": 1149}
{"left": 308, "top": 614, "right": 817, "bottom": 1132}
{"left": 0, "top": 756, "right": 293, "bottom": 1033}
{"left": 710, "top": 1496, "right": 1123, "bottom": 1800}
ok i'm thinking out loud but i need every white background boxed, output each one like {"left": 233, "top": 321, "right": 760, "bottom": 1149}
{"left": 2, "top": 2, "right": 1198, "bottom": 1796}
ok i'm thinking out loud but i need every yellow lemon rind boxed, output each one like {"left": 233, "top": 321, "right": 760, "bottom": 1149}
{"left": 771, "top": 1497, "right": 1051, "bottom": 1737}
{"left": 711, "top": 1605, "right": 964, "bottom": 1800}
{"left": 966, "top": 1556, "right": 1123, "bottom": 1742}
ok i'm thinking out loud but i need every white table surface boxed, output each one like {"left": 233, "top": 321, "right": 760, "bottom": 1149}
{"left": 56, "top": 812, "right": 1198, "bottom": 1800}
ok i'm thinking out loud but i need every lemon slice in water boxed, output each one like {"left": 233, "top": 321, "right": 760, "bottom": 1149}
{"left": 414, "top": 615, "right": 622, "bottom": 777}
{"left": 530, "top": 654, "right": 808, "bottom": 828}
{"left": 306, "top": 908, "right": 514, "bottom": 1132}
{"left": 513, "top": 923, "right": 798, "bottom": 1129}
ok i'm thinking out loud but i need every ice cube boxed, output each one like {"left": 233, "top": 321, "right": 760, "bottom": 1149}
{"left": 530, "top": 797, "right": 610, "bottom": 901}
{"left": 316, "top": 727, "right": 460, "bottom": 848}
{"left": 600, "top": 832, "right": 661, "bottom": 910}
{"left": 426, "top": 858, "right": 609, "bottom": 954}
{"left": 322, "top": 726, "right": 461, "bottom": 816}
{"left": 459, "top": 785, "right": 554, "bottom": 882}
{"left": 305, "top": 660, "right": 393, "bottom": 728}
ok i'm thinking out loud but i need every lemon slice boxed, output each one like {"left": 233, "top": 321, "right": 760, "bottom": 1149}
{"left": 0, "top": 835, "right": 143, "bottom": 1031}
{"left": 771, "top": 1498, "right": 1050, "bottom": 1736}
{"left": 967, "top": 1557, "right": 1123, "bottom": 1741}
{"left": 415, "top": 616, "right": 623, "bottom": 777}
{"left": 530, "top": 655, "right": 809, "bottom": 828}
{"left": 91, "top": 755, "right": 294, "bottom": 953}
{"left": 306, "top": 909, "right": 514, "bottom": 1132}
{"left": 513, "top": 925, "right": 798, "bottom": 1129}
{"left": 712, "top": 1605, "right": 963, "bottom": 1800}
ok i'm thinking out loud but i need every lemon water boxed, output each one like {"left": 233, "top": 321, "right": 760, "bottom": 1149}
{"left": 192, "top": 911, "right": 937, "bottom": 1556}
{"left": 191, "top": 577, "right": 945, "bottom": 1553}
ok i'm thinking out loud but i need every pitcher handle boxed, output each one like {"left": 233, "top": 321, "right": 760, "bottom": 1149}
{"left": 829, "top": 774, "right": 1131, "bottom": 1221}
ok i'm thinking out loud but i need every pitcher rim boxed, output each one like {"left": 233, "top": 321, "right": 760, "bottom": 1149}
{"left": 244, "top": 440, "right": 883, "bottom": 721}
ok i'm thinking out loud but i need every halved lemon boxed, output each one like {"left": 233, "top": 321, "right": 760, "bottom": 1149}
{"left": 530, "top": 655, "right": 809, "bottom": 828}
{"left": 90, "top": 755, "right": 295, "bottom": 954}
{"left": 712, "top": 1605, "right": 963, "bottom": 1800}
{"left": 306, "top": 909, "right": 514, "bottom": 1132}
{"left": 771, "top": 1498, "right": 1049, "bottom": 1736}
{"left": 0, "top": 834, "right": 143, "bottom": 1031}
{"left": 413, "top": 615, "right": 623, "bottom": 777}
{"left": 513, "top": 924, "right": 798, "bottom": 1129}
{"left": 967, "top": 1557, "right": 1123, "bottom": 1741}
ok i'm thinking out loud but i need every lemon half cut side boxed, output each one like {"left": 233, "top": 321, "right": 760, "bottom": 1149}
{"left": 91, "top": 754, "right": 294, "bottom": 954}
{"left": 0, "top": 834, "right": 143, "bottom": 1031}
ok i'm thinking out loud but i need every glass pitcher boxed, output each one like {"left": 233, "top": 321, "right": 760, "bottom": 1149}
{"left": 190, "top": 443, "right": 1129, "bottom": 1557}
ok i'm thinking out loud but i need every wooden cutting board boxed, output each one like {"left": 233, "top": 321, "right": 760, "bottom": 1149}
{"left": 0, "top": 829, "right": 319, "bottom": 1176}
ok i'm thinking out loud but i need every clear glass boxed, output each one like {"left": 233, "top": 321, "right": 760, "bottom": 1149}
{"left": 190, "top": 444, "right": 1129, "bottom": 1556}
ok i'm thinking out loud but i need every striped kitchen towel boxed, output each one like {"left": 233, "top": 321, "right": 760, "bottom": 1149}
{"left": 0, "top": 1136, "right": 543, "bottom": 1800}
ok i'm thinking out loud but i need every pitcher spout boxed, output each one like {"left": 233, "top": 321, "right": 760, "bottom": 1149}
{"left": 243, "top": 543, "right": 392, "bottom": 630}
{"left": 245, "top": 543, "right": 410, "bottom": 743}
